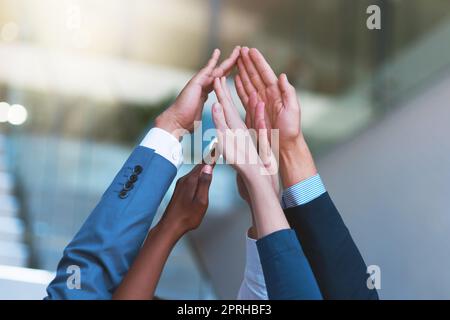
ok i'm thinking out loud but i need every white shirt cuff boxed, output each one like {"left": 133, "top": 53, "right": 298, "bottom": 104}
{"left": 140, "top": 128, "right": 183, "bottom": 169}
{"left": 237, "top": 232, "right": 268, "bottom": 300}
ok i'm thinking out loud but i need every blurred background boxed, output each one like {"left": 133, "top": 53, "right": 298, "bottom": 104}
{"left": 0, "top": 0, "right": 450, "bottom": 299}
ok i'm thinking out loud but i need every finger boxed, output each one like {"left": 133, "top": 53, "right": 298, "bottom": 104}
{"left": 194, "top": 165, "right": 214, "bottom": 205}
{"left": 214, "top": 78, "right": 233, "bottom": 115}
{"left": 255, "top": 104, "right": 277, "bottom": 175}
{"left": 182, "top": 164, "right": 204, "bottom": 197}
{"left": 221, "top": 76, "right": 233, "bottom": 102}
{"left": 234, "top": 74, "right": 249, "bottom": 107}
{"left": 181, "top": 164, "right": 203, "bottom": 180}
{"left": 214, "top": 77, "right": 242, "bottom": 128}
{"left": 254, "top": 100, "right": 270, "bottom": 147}
{"left": 278, "top": 73, "right": 297, "bottom": 109}
{"left": 198, "top": 49, "right": 221, "bottom": 77}
{"left": 246, "top": 96, "right": 258, "bottom": 146}
{"left": 249, "top": 48, "right": 278, "bottom": 85}
{"left": 214, "top": 77, "right": 227, "bottom": 105}
{"left": 247, "top": 92, "right": 259, "bottom": 129}
{"left": 253, "top": 97, "right": 271, "bottom": 133}
{"left": 237, "top": 58, "right": 257, "bottom": 96}
{"left": 212, "top": 103, "right": 231, "bottom": 163}
{"left": 244, "top": 112, "right": 251, "bottom": 128}
{"left": 255, "top": 103, "right": 271, "bottom": 166}
{"left": 255, "top": 101, "right": 266, "bottom": 131}
{"left": 215, "top": 46, "right": 241, "bottom": 77}
{"left": 241, "top": 47, "right": 265, "bottom": 91}
{"left": 212, "top": 102, "right": 228, "bottom": 130}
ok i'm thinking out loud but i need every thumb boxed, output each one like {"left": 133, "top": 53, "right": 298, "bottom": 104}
{"left": 194, "top": 165, "right": 214, "bottom": 205}
{"left": 278, "top": 73, "right": 298, "bottom": 110}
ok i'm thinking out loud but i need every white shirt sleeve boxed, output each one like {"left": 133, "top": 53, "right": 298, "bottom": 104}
{"left": 140, "top": 127, "right": 183, "bottom": 169}
{"left": 237, "top": 233, "right": 268, "bottom": 300}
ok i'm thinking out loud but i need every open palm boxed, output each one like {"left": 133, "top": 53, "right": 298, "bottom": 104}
{"left": 234, "top": 47, "right": 302, "bottom": 144}
{"left": 156, "top": 47, "right": 240, "bottom": 137}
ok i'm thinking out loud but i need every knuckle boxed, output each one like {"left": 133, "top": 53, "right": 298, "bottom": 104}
{"left": 190, "top": 217, "right": 203, "bottom": 230}
{"left": 195, "top": 196, "right": 208, "bottom": 207}
{"left": 199, "top": 199, "right": 208, "bottom": 208}
{"left": 187, "top": 175, "right": 197, "bottom": 185}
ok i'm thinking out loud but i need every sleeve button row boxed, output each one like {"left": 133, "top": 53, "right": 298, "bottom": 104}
{"left": 118, "top": 165, "right": 143, "bottom": 199}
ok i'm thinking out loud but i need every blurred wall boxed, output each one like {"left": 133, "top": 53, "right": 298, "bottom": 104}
{"left": 318, "top": 71, "right": 450, "bottom": 299}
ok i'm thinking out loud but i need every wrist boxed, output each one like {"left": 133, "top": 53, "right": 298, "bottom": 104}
{"left": 155, "top": 110, "right": 185, "bottom": 141}
{"left": 279, "top": 136, "right": 317, "bottom": 189}
{"left": 240, "top": 167, "right": 273, "bottom": 196}
{"left": 238, "top": 163, "right": 265, "bottom": 184}
{"left": 156, "top": 216, "right": 186, "bottom": 242}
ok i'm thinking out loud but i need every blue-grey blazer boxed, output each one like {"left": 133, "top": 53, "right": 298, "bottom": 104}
{"left": 46, "top": 146, "right": 176, "bottom": 299}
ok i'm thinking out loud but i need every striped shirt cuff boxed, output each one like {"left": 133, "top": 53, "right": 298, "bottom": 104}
{"left": 282, "top": 174, "right": 326, "bottom": 209}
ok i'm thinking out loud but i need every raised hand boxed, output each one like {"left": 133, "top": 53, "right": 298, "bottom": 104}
{"left": 235, "top": 47, "right": 301, "bottom": 147}
{"left": 235, "top": 88, "right": 280, "bottom": 240}
{"left": 236, "top": 91, "right": 280, "bottom": 204}
{"left": 161, "top": 164, "right": 214, "bottom": 233}
{"left": 113, "top": 164, "right": 213, "bottom": 300}
{"left": 156, "top": 47, "right": 241, "bottom": 140}
{"left": 235, "top": 47, "right": 317, "bottom": 188}
{"left": 212, "top": 77, "right": 261, "bottom": 176}
{"left": 212, "top": 76, "right": 289, "bottom": 238}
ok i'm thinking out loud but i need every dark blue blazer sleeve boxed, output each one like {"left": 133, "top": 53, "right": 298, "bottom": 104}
{"left": 45, "top": 146, "right": 177, "bottom": 299}
{"left": 284, "top": 192, "right": 379, "bottom": 300}
{"left": 256, "top": 229, "right": 322, "bottom": 300}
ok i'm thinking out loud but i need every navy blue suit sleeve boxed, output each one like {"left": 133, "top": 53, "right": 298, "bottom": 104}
{"left": 45, "top": 146, "right": 177, "bottom": 299}
{"left": 285, "top": 192, "right": 379, "bottom": 300}
{"left": 256, "top": 229, "right": 322, "bottom": 300}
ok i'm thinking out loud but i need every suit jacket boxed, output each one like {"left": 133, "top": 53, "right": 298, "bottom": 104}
{"left": 256, "top": 229, "right": 322, "bottom": 300}
{"left": 284, "top": 192, "right": 379, "bottom": 300}
{"left": 46, "top": 146, "right": 176, "bottom": 299}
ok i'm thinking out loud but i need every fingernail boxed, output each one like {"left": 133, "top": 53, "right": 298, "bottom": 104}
{"left": 202, "top": 165, "right": 213, "bottom": 175}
